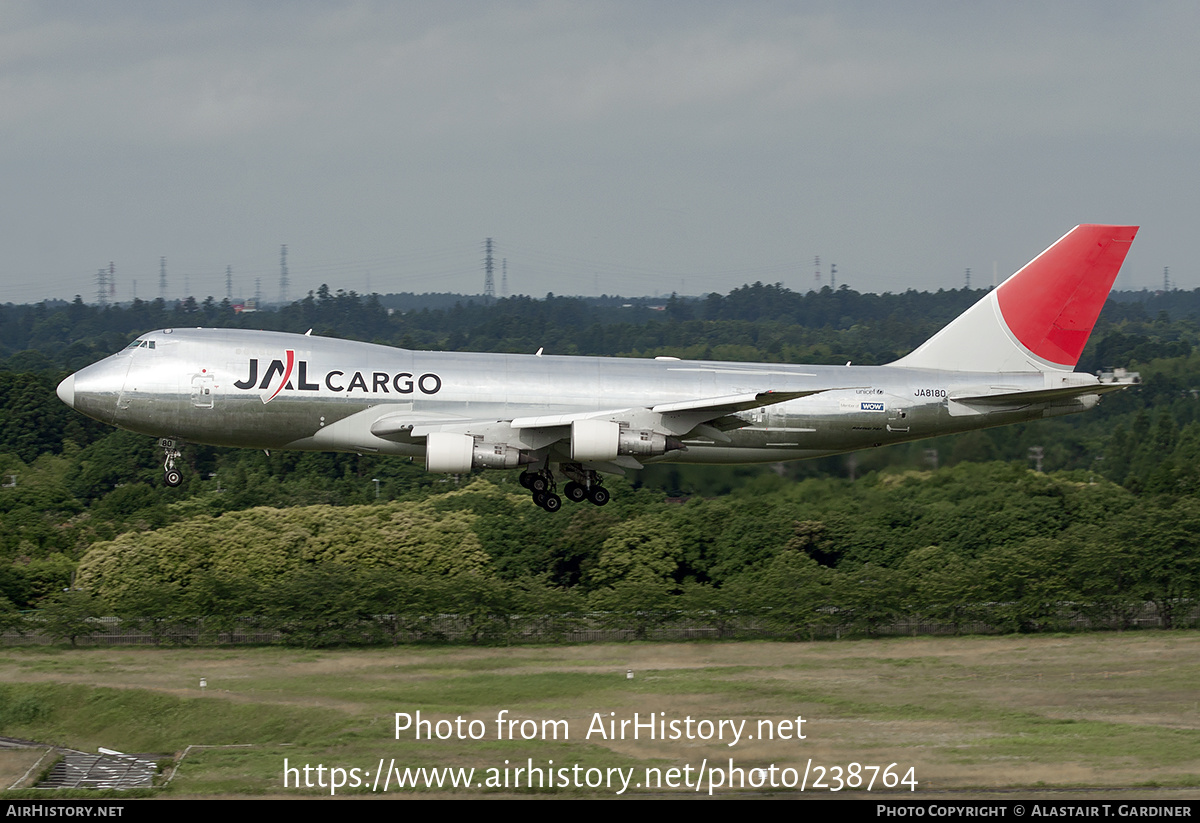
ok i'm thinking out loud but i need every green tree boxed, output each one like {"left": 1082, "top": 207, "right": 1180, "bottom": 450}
{"left": 261, "top": 566, "right": 376, "bottom": 648}
{"left": 835, "top": 563, "right": 907, "bottom": 637}
{"left": 0, "top": 595, "right": 23, "bottom": 642}
{"left": 740, "top": 551, "right": 838, "bottom": 640}
{"left": 38, "top": 590, "right": 104, "bottom": 647}
{"left": 1121, "top": 502, "right": 1200, "bottom": 628}
{"left": 589, "top": 516, "right": 683, "bottom": 588}
{"left": 1064, "top": 524, "right": 1145, "bottom": 630}
{"left": 899, "top": 546, "right": 979, "bottom": 633}
{"left": 975, "top": 537, "right": 1073, "bottom": 633}
{"left": 106, "top": 579, "right": 184, "bottom": 645}
{"left": 589, "top": 578, "right": 679, "bottom": 640}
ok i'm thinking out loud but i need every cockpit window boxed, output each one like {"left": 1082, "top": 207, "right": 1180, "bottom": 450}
{"left": 124, "top": 339, "right": 156, "bottom": 350}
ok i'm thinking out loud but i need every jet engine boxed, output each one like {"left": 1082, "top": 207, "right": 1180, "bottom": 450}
{"left": 425, "top": 432, "right": 530, "bottom": 472}
{"left": 569, "top": 419, "right": 684, "bottom": 461}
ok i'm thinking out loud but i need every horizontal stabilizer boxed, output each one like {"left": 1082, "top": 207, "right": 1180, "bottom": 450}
{"left": 953, "top": 383, "right": 1131, "bottom": 406}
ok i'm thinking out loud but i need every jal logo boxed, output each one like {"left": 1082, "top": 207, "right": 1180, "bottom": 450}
{"left": 860, "top": 402, "right": 885, "bottom": 412}
{"left": 235, "top": 351, "right": 442, "bottom": 403}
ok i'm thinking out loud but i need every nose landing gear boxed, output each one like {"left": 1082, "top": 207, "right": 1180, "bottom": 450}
{"left": 160, "top": 438, "right": 184, "bottom": 487}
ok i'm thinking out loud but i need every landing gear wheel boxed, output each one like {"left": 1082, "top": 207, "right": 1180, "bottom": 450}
{"left": 518, "top": 472, "right": 534, "bottom": 490}
{"left": 541, "top": 493, "right": 562, "bottom": 513}
{"left": 159, "top": 438, "right": 184, "bottom": 488}
{"left": 564, "top": 481, "right": 587, "bottom": 503}
{"left": 529, "top": 474, "right": 549, "bottom": 493}
{"left": 562, "top": 464, "right": 611, "bottom": 505}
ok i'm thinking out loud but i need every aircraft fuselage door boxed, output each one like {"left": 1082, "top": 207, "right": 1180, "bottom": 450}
{"left": 886, "top": 395, "right": 910, "bottom": 433}
{"left": 191, "top": 372, "right": 215, "bottom": 409}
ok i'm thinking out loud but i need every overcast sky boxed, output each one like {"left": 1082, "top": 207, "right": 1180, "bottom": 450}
{"left": 3, "top": 1, "right": 1197, "bottom": 305}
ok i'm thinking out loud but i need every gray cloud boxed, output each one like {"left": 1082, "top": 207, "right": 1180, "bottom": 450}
{"left": 1, "top": 1, "right": 1196, "bottom": 304}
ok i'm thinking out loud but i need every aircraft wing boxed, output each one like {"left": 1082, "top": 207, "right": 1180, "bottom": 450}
{"left": 509, "top": 389, "right": 830, "bottom": 430}
{"left": 369, "top": 388, "right": 844, "bottom": 452}
{"left": 370, "top": 413, "right": 481, "bottom": 438}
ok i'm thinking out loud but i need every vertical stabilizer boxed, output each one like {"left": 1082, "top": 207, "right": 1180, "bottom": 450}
{"left": 893, "top": 225, "right": 1138, "bottom": 373}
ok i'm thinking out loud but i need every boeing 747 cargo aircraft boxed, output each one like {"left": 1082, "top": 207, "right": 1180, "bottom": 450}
{"left": 57, "top": 224, "right": 1139, "bottom": 511}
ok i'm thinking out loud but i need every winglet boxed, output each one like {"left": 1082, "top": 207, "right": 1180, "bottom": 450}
{"left": 894, "top": 225, "right": 1138, "bottom": 373}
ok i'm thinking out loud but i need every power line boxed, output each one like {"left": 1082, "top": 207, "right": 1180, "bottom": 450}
{"left": 279, "top": 244, "right": 289, "bottom": 304}
{"left": 483, "top": 238, "right": 495, "bottom": 302}
{"left": 95, "top": 267, "right": 108, "bottom": 306}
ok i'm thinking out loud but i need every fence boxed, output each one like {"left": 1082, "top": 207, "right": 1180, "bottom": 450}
{"left": 3, "top": 600, "right": 1195, "bottom": 647}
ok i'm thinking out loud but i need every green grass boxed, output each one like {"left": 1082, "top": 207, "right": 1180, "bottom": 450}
{"left": 0, "top": 633, "right": 1197, "bottom": 797}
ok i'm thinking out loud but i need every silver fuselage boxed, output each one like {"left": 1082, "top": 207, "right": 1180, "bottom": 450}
{"left": 61, "top": 328, "right": 1102, "bottom": 466}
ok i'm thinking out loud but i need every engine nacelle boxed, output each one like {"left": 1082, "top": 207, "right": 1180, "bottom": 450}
{"left": 472, "top": 441, "right": 527, "bottom": 469}
{"left": 426, "top": 432, "right": 475, "bottom": 473}
{"left": 571, "top": 420, "right": 620, "bottom": 461}
{"left": 570, "top": 419, "right": 681, "bottom": 461}
{"left": 619, "top": 428, "right": 676, "bottom": 456}
{"left": 426, "top": 432, "right": 526, "bottom": 472}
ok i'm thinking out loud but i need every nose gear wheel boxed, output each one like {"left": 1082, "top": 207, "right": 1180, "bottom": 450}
{"left": 159, "top": 438, "right": 184, "bottom": 487}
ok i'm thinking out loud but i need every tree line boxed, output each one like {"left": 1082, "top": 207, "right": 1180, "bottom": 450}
{"left": 8, "top": 467, "right": 1197, "bottom": 646}
{"left": 0, "top": 283, "right": 1197, "bottom": 639}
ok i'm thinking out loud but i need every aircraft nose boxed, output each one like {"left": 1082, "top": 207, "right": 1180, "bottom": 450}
{"left": 58, "top": 357, "right": 126, "bottom": 425}
{"left": 56, "top": 374, "right": 76, "bottom": 408}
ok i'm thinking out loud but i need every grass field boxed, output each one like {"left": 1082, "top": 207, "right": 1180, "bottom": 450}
{"left": 1, "top": 632, "right": 1198, "bottom": 798}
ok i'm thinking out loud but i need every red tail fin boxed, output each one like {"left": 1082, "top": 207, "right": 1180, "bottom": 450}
{"left": 996, "top": 225, "right": 1139, "bottom": 367}
{"left": 894, "top": 225, "right": 1138, "bottom": 373}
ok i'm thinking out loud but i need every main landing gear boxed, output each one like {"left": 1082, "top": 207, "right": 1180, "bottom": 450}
{"left": 159, "top": 438, "right": 184, "bottom": 487}
{"left": 519, "top": 465, "right": 609, "bottom": 512}
{"left": 518, "top": 468, "right": 561, "bottom": 512}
